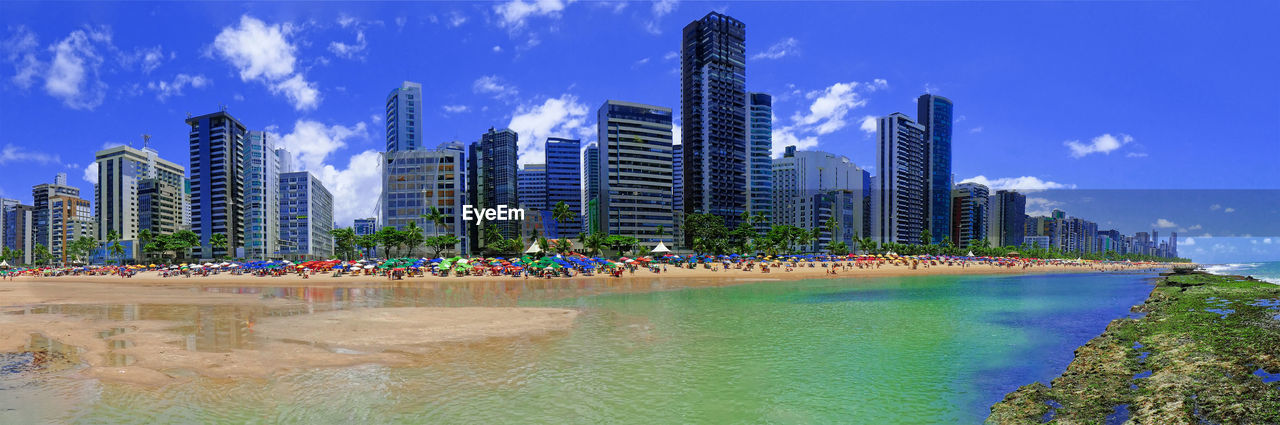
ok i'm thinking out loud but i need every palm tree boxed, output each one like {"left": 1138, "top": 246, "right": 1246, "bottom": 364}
{"left": 551, "top": 201, "right": 573, "bottom": 239}
{"left": 33, "top": 243, "right": 50, "bottom": 266}
{"left": 403, "top": 222, "right": 425, "bottom": 257}
{"left": 822, "top": 217, "right": 840, "bottom": 254}
{"left": 105, "top": 230, "right": 122, "bottom": 265}
{"left": 210, "top": 233, "right": 228, "bottom": 259}
{"left": 420, "top": 207, "right": 446, "bottom": 238}
{"left": 137, "top": 229, "right": 154, "bottom": 262}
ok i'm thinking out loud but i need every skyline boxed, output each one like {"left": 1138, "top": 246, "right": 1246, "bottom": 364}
{"left": 1, "top": 1, "right": 1278, "bottom": 263}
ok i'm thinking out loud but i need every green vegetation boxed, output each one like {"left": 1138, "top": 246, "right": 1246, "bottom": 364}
{"left": 989, "top": 272, "right": 1280, "bottom": 423}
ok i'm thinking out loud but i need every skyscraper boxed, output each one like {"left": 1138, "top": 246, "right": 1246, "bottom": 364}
{"left": 93, "top": 143, "right": 187, "bottom": 257}
{"left": 243, "top": 131, "right": 291, "bottom": 260}
{"left": 988, "top": 190, "right": 1026, "bottom": 248}
{"left": 682, "top": 12, "right": 748, "bottom": 228}
{"left": 545, "top": 137, "right": 583, "bottom": 238}
{"left": 278, "top": 171, "right": 333, "bottom": 260}
{"left": 382, "top": 142, "right": 468, "bottom": 254}
{"left": 597, "top": 100, "right": 675, "bottom": 246}
{"left": 1, "top": 201, "right": 35, "bottom": 264}
{"left": 385, "top": 81, "right": 424, "bottom": 152}
{"left": 468, "top": 128, "right": 520, "bottom": 247}
{"left": 582, "top": 142, "right": 600, "bottom": 218}
{"left": 873, "top": 113, "right": 929, "bottom": 245}
{"left": 31, "top": 173, "right": 80, "bottom": 254}
{"left": 747, "top": 92, "right": 773, "bottom": 234}
{"left": 353, "top": 217, "right": 377, "bottom": 258}
{"left": 950, "top": 182, "right": 989, "bottom": 248}
{"left": 517, "top": 163, "right": 547, "bottom": 211}
{"left": 918, "top": 94, "right": 954, "bottom": 245}
{"left": 772, "top": 145, "right": 865, "bottom": 252}
{"left": 187, "top": 110, "right": 247, "bottom": 259}
{"left": 50, "top": 194, "right": 93, "bottom": 265}
{"left": 672, "top": 145, "right": 684, "bottom": 247}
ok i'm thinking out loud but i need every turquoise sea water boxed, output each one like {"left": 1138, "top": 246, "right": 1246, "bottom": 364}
{"left": 3, "top": 272, "right": 1158, "bottom": 424}
{"left": 1205, "top": 261, "right": 1280, "bottom": 284}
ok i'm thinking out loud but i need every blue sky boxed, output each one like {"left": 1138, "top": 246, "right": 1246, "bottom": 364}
{"left": 1, "top": 1, "right": 1277, "bottom": 262}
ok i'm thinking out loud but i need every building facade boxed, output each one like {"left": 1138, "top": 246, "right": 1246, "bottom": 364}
{"left": 93, "top": 144, "right": 187, "bottom": 259}
{"left": 597, "top": 100, "right": 675, "bottom": 247}
{"left": 468, "top": 128, "right": 521, "bottom": 249}
{"left": 381, "top": 142, "right": 468, "bottom": 254}
{"left": 1, "top": 199, "right": 35, "bottom": 264}
{"left": 278, "top": 171, "right": 334, "bottom": 260}
{"left": 582, "top": 142, "right": 600, "bottom": 219}
{"left": 747, "top": 92, "right": 773, "bottom": 233}
{"left": 187, "top": 111, "right": 247, "bottom": 259}
{"left": 873, "top": 113, "right": 929, "bottom": 245}
{"left": 50, "top": 194, "right": 94, "bottom": 265}
{"left": 545, "top": 137, "right": 583, "bottom": 238}
{"left": 517, "top": 163, "right": 547, "bottom": 211}
{"left": 918, "top": 94, "right": 953, "bottom": 245}
{"left": 987, "top": 190, "right": 1026, "bottom": 248}
{"left": 385, "top": 81, "right": 424, "bottom": 152}
{"left": 681, "top": 12, "right": 748, "bottom": 229}
{"left": 31, "top": 173, "right": 81, "bottom": 255}
{"left": 772, "top": 145, "right": 866, "bottom": 251}
{"left": 950, "top": 182, "right": 989, "bottom": 248}
{"left": 243, "top": 131, "right": 291, "bottom": 260}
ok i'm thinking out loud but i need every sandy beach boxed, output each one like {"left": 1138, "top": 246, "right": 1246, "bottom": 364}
{"left": 0, "top": 262, "right": 1167, "bottom": 386}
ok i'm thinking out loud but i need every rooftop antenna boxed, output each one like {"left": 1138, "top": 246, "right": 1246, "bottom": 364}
{"left": 142, "top": 134, "right": 152, "bottom": 150}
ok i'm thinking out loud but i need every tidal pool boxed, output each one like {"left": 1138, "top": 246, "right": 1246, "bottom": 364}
{"left": 1, "top": 272, "right": 1157, "bottom": 423}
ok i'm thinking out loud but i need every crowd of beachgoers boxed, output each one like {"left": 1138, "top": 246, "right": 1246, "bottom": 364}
{"left": 0, "top": 252, "right": 1170, "bottom": 281}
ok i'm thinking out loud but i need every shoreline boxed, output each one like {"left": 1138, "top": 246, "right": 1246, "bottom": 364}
{"left": 988, "top": 271, "right": 1280, "bottom": 423}
{"left": 0, "top": 262, "right": 1170, "bottom": 388}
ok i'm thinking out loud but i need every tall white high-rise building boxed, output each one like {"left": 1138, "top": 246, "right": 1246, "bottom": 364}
{"left": 93, "top": 143, "right": 187, "bottom": 254}
{"left": 873, "top": 113, "right": 929, "bottom": 245}
{"left": 772, "top": 145, "right": 866, "bottom": 252}
{"left": 597, "top": 100, "right": 675, "bottom": 246}
{"left": 385, "top": 81, "right": 424, "bottom": 152}
{"left": 244, "top": 131, "right": 292, "bottom": 260}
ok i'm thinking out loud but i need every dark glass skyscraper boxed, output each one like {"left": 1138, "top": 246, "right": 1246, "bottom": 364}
{"left": 681, "top": 12, "right": 748, "bottom": 228}
{"left": 468, "top": 127, "right": 520, "bottom": 246}
{"left": 545, "top": 137, "right": 582, "bottom": 238}
{"left": 747, "top": 92, "right": 773, "bottom": 234}
{"left": 917, "top": 94, "right": 953, "bottom": 245}
{"left": 187, "top": 110, "right": 247, "bottom": 259}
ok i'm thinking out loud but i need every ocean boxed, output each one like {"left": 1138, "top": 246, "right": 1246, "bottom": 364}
{"left": 1203, "top": 261, "right": 1280, "bottom": 284}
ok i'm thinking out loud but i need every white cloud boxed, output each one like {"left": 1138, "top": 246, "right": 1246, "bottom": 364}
{"left": 1265, "top": 238, "right": 1273, "bottom": 244}
{"left": 1126, "top": 152, "right": 1148, "bottom": 158}
{"left": 370, "top": 114, "right": 382, "bottom": 124}
{"left": 4, "top": 26, "right": 41, "bottom": 89}
{"left": 212, "top": 15, "right": 321, "bottom": 110}
{"left": 0, "top": 144, "right": 61, "bottom": 165}
{"left": 663, "top": 51, "right": 678, "bottom": 61}
{"left": 328, "top": 30, "right": 367, "bottom": 59}
{"left": 442, "top": 104, "right": 469, "bottom": 113}
{"left": 506, "top": 94, "right": 594, "bottom": 166}
{"left": 1064, "top": 133, "right": 1133, "bottom": 158}
{"left": 644, "top": 0, "right": 680, "bottom": 34}
{"left": 147, "top": 73, "right": 209, "bottom": 101}
{"left": 771, "top": 81, "right": 876, "bottom": 157}
{"left": 969, "top": 126, "right": 984, "bottom": 134}
{"left": 752, "top": 37, "right": 799, "bottom": 60}
{"left": 1224, "top": 207, "right": 1235, "bottom": 213}
{"left": 923, "top": 82, "right": 939, "bottom": 94}
{"left": 472, "top": 75, "right": 518, "bottom": 100}
{"left": 448, "top": 11, "right": 468, "bottom": 27}
{"left": 1188, "top": 224, "right": 1203, "bottom": 230}
{"left": 494, "top": 0, "right": 568, "bottom": 31}
{"left": 1182, "top": 237, "right": 1195, "bottom": 246}
{"left": 274, "top": 119, "right": 369, "bottom": 172}
{"left": 1210, "top": 204, "right": 1221, "bottom": 211}
{"left": 859, "top": 115, "right": 878, "bottom": 134}
{"left": 316, "top": 150, "right": 383, "bottom": 227}
{"left": 633, "top": 57, "right": 651, "bottom": 68}
{"left": 492, "top": 45, "right": 502, "bottom": 53}
{"left": 82, "top": 162, "right": 98, "bottom": 184}
{"left": 1024, "top": 197, "right": 1064, "bottom": 216}
{"left": 1153, "top": 218, "right": 1177, "bottom": 228}
{"left": 958, "top": 175, "right": 1075, "bottom": 193}
{"left": 119, "top": 45, "right": 167, "bottom": 73}
{"left": 43, "top": 26, "right": 113, "bottom": 110}
{"left": 270, "top": 74, "right": 321, "bottom": 110}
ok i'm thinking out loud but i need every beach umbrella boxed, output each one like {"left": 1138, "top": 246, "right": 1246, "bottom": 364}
{"left": 651, "top": 241, "right": 671, "bottom": 254}
{"left": 525, "top": 242, "right": 543, "bottom": 254}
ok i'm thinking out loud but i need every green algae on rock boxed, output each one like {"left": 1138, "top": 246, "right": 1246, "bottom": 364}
{"left": 989, "top": 272, "right": 1280, "bottom": 424}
